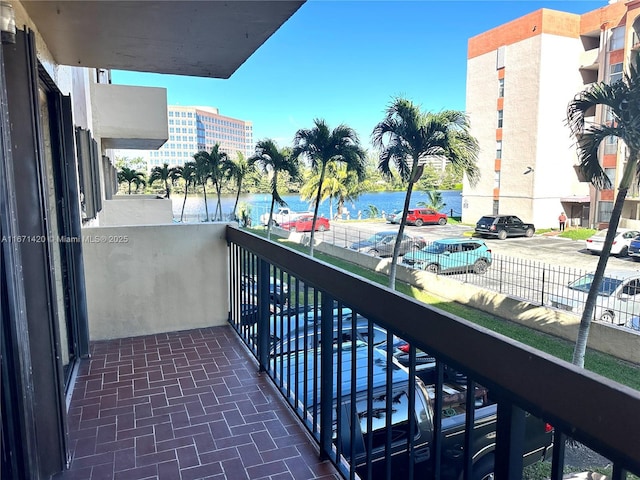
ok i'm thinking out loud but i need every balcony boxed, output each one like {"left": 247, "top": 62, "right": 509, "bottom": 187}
{"left": 578, "top": 48, "right": 599, "bottom": 71}
{"left": 91, "top": 83, "right": 169, "bottom": 150}
{"left": 57, "top": 224, "right": 640, "bottom": 479}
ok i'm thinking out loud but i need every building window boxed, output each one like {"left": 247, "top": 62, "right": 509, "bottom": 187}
{"left": 496, "top": 140, "right": 502, "bottom": 159}
{"left": 597, "top": 201, "right": 613, "bottom": 223}
{"left": 604, "top": 136, "right": 618, "bottom": 154}
{"left": 494, "top": 170, "right": 501, "bottom": 188}
{"left": 497, "top": 110, "right": 503, "bottom": 128}
{"left": 605, "top": 168, "right": 616, "bottom": 187}
{"left": 610, "top": 27, "right": 624, "bottom": 51}
{"left": 498, "top": 78, "right": 504, "bottom": 98}
{"left": 609, "top": 63, "right": 623, "bottom": 84}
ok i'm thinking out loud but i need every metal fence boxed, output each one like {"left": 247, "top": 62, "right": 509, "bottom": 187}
{"left": 279, "top": 222, "right": 640, "bottom": 331}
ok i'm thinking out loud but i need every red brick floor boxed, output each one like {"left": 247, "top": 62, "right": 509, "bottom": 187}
{"left": 53, "top": 326, "right": 340, "bottom": 480}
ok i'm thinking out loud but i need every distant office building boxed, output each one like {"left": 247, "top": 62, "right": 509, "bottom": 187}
{"left": 147, "top": 105, "right": 253, "bottom": 169}
{"left": 463, "top": 0, "right": 640, "bottom": 230}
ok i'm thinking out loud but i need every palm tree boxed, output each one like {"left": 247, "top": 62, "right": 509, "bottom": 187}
{"left": 193, "top": 152, "right": 211, "bottom": 222}
{"left": 249, "top": 139, "right": 299, "bottom": 239}
{"left": 194, "top": 145, "right": 230, "bottom": 221}
{"left": 226, "top": 152, "right": 252, "bottom": 221}
{"left": 417, "top": 190, "right": 446, "bottom": 211}
{"left": 117, "top": 167, "right": 147, "bottom": 194}
{"left": 176, "top": 162, "right": 198, "bottom": 222}
{"left": 566, "top": 53, "right": 640, "bottom": 368}
{"left": 148, "top": 163, "right": 179, "bottom": 198}
{"left": 293, "top": 119, "right": 366, "bottom": 256}
{"left": 372, "top": 97, "right": 480, "bottom": 289}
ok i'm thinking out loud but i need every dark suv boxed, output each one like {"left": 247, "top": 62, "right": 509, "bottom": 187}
{"left": 475, "top": 214, "right": 535, "bottom": 240}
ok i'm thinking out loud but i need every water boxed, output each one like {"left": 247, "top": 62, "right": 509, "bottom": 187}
{"left": 172, "top": 190, "right": 462, "bottom": 224}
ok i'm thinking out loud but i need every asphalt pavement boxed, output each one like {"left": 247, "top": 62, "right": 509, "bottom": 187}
{"left": 335, "top": 220, "right": 640, "bottom": 274}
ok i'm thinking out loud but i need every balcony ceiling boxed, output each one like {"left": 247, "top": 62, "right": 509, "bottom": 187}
{"left": 21, "top": 0, "right": 305, "bottom": 78}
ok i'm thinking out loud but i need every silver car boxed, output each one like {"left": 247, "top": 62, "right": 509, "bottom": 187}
{"left": 548, "top": 270, "right": 640, "bottom": 326}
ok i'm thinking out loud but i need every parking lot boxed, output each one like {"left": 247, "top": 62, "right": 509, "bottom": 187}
{"left": 332, "top": 220, "right": 640, "bottom": 273}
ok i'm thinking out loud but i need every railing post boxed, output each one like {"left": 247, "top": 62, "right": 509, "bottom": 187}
{"left": 257, "top": 258, "right": 270, "bottom": 372}
{"left": 495, "top": 400, "right": 525, "bottom": 479}
{"left": 319, "top": 292, "right": 335, "bottom": 460}
{"left": 550, "top": 431, "right": 566, "bottom": 480}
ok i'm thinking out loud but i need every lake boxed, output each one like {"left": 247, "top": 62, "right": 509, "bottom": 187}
{"left": 172, "top": 190, "right": 462, "bottom": 224}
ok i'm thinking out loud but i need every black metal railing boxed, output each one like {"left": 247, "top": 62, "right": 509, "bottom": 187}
{"left": 226, "top": 226, "right": 640, "bottom": 479}
{"left": 275, "top": 224, "right": 640, "bottom": 331}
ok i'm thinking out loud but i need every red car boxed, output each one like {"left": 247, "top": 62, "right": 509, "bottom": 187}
{"left": 280, "top": 215, "right": 330, "bottom": 232}
{"left": 388, "top": 208, "right": 448, "bottom": 226}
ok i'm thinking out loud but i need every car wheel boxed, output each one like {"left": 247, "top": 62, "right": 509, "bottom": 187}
{"left": 617, "top": 246, "right": 628, "bottom": 257}
{"left": 600, "top": 311, "right": 616, "bottom": 324}
{"left": 317, "top": 224, "right": 326, "bottom": 232}
{"left": 438, "top": 218, "right": 447, "bottom": 226}
{"left": 525, "top": 228, "right": 534, "bottom": 238}
{"left": 497, "top": 230, "right": 507, "bottom": 240}
{"left": 414, "top": 219, "right": 424, "bottom": 227}
{"left": 425, "top": 263, "right": 440, "bottom": 274}
{"left": 473, "top": 259, "right": 489, "bottom": 274}
{"left": 368, "top": 249, "right": 379, "bottom": 257}
{"left": 471, "top": 455, "right": 495, "bottom": 480}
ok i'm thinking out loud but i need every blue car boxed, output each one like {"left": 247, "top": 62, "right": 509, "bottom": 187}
{"left": 401, "top": 238, "right": 492, "bottom": 274}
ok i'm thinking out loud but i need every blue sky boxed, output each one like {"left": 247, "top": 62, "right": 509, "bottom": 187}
{"left": 112, "top": 0, "right": 603, "bottom": 151}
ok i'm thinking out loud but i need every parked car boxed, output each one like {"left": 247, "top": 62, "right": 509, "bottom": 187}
{"left": 628, "top": 235, "right": 640, "bottom": 261}
{"left": 241, "top": 275, "right": 288, "bottom": 306}
{"left": 474, "top": 214, "right": 535, "bottom": 240}
{"left": 277, "top": 343, "right": 553, "bottom": 480}
{"left": 387, "top": 208, "right": 447, "bottom": 226}
{"left": 585, "top": 228, "right": 640, "bottom": 257}
{"left": 349, "top": 230, "right": 426, "bottom": 257}
{"left": 401, "top": 238, "right": 492, "bottom": 274}
{"left": 548, "top": 270, "right": 640, "bottom": 326}
{"left": 280, "top": 214, "right": 330, "bottom": 233}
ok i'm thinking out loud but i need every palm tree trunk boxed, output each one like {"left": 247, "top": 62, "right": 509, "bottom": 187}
{"left": 571, "top": 156, "right": 635, "bottom": 367}
{"left": 267, "top": 196, "right": 276, "bottom": 240}
{"left": 216, "top": 185, "right": 223, "bottom": 221}
{"left": 309, "top": 164, "right": 327, "bottom": 257}
{"left": 389, "top": 181, "right": 415, "bottom": 289}
{"left": 165, "top": 179, "right": 171, "bottom": 198}
{"left": 180, "top": 184, "right": 188, "bottom": 222}
{"left": 128, "top": 181, "right": 132, "bottom": 195}
{"left": 232, "top": 180, "right": 242, "bottom": 220}
{"left": 203, "top": 184, "right": 209, "bottom": 222}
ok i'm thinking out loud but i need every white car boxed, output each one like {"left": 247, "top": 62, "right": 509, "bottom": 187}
{"left": 585, "top": 228, "right": 640, "bottom": 256}
{"left": 548, "top": 270, "right": 640, "bottom": 326}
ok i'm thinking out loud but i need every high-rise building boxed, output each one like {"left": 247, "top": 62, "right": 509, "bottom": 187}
{"left": 463, "top": 0, "right": 640, "bottom": 230}
{"left": 146, "top": 105, "right": 253, "bottom": 169}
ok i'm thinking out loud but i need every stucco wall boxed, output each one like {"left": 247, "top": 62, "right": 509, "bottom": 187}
{"left": 83, "top": 223, "right": 229, "bottom": 340}
{"left": 99, "top": 197, "right": 174, "bottom": 226}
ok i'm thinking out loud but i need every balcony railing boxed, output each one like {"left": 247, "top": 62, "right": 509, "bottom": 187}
{"left": 226, "top": 226, "right": 640, "bottom": 479}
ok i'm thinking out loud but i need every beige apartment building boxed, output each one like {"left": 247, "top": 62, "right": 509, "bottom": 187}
{"left": 463, "top": 0, "right": 640, "bottom": 230}
{"left": 146, "top": 105, "right": 254, "bottom": 169}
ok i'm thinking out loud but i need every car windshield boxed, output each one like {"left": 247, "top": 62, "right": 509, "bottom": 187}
{"left": 568, "top": 274, "right": 623, "bottom": 296}
{"left": 422, "top": 242, "right": 449, "bottom": 254}
{"left": 367, "top": 233, "right": 394, "bottom": 243}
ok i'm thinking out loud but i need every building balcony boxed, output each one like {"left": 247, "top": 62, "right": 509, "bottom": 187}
{"left": 55, "top": 223, "right": 640, "bottom": 479}
{"left": 90, "top": 83, "right": 169, "bottom": 150}
{"left": 578, "top": 48, "right": 599, "bottom": 71}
